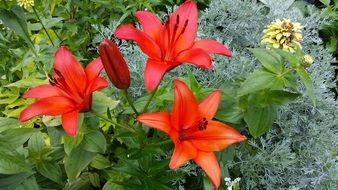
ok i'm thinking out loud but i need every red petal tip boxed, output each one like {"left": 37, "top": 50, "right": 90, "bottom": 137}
{"left": 238, "top": 135, "right": 247, "bottom": 142}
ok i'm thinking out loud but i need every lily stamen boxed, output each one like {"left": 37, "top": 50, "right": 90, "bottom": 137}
{"left": 179, "top": 117, "right": 208, "bottom": 141}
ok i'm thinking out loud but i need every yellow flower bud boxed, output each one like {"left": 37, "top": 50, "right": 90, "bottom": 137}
{"left": 300, "top": 54, "right": 314, "bottom": 67}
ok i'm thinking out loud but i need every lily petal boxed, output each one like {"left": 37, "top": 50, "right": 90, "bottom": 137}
{"left": 137, "top": 112, "right": 171, "bottom": 134}
{"left": 61, "top": 110, "right": 79, "bottom": 136}
{"left": 114, "top": 24, "right": 161, "bottom": 59}
{"left": 169, "top": 140, "right": 197, "bottom": 169}
{"left": 23, "top": 84, "right": 64, "bottom": 99}
{"left": 85, "top": 58, "right": 103, "bottom": 82}
{"left": 172, "top": 80, "right": 198, "bottom": 130}
{"left": 198, "top": 90, "right": 221, "bottom": 120}
{"left": 170, "top": 0, "right": 198, "bottom": 54}
{"left": 19, "top": 97, "right": 76, "bottom": 122}
{"left": 87, "top": 77, "right": 109, "bottom": 94}
{"left": 144, "top": 59, "right": 169, "bottom": 92}
{"left": 193, "top": 151, "right": 221, "bottom": 190}
{"left": 134, "top": 11, "right": 162, "bottom": 40}
{"left": 191, "top": 120, "right": 246, "bottom": 152}
{"left": 54, "top": 47, "right": 87, "bottom": 94}
{"left": 192, "top": 39, "right": 232, "bottom": 57}
{"left": 176, "top": 48, "right": 212, "bottom": 69}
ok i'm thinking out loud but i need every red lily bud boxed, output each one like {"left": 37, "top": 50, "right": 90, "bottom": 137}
{"left": 99, "top": 39, "right": 130, "bottom": 89}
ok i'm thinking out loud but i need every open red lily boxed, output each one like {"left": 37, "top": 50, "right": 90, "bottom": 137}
{"left": 114, "top": 0, "right": 232, "bottom": 91}
{"left": 137, "top": 80, "right": 246, "bottom": 189}
{"left": 19, "top": 47, "right": 109, "bottom": 136}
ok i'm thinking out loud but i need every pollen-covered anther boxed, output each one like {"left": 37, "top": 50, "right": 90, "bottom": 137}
{"left": 179, "top": 117, "right": 208, "bottom": 141}
{"left": 197, "top": 117, "right": 208, "bottom": 131}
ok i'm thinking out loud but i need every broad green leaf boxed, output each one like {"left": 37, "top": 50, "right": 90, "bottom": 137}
{"left": 0, "top": 173, "right": 31, "bottom": 190}
{"left": 64, "top": 173, "right": 91, "bottom": 190}
{"left": 249, "top": 48, "right": 283, "bottom": 74}
{"left": 63, "top": 133, "right": 84, "bottom": 155}
{"left": 296, "top": 67, "right": 316, "bottom": 106}
{"left": 266, "top": 90, "right": 300, "bottom": 105}
{"left": 249, "top": 90, "right": 300, "bottom": 107}
{"left": 90, "top": 154, "right": 111, "bottom": 169}
{"left": 0, "top": 6, "right": 34, "bottom": 48}
{"left": 89, "top": 172, "right": 100, "bottom": 187}
{"left": 216, "top": 86, "right": 243, "bottom": 124}
{"left": 15, "top": 175, "right": 39, "bottom": 190}
{"left": 47, "top": 126, "right": 62, "bottom": 146}
{"left": 274, "top": 49, "right": 299, "bottom": 68}
{"left": 36, "top": 161, "right": 62, "bottom": 184}
{"left": 244, "top": 105, "right": 277, "bottom": 138}
{"left": 82, "top": 131, "right": 107, "bottom": 153}
{"left": 64, "top": 146, "right": 96, "bottom": 181}
{"left": 28, "top": 131, "right": 45, "bottom": 155}
{"left": 238, "top": 70, "right": 281, "bottom": 96}
{"left": 0, "top": 117, "right": 21, "bottom": 133}
{"left": 0, "top": 145, "right": 29, "bottom": 174}
{"left": 6, "top": 78, "right": 48, "bottom": 88}
{"left": 203, "top": 175, "right": 214, "bottom": 190}
{"left": 92, "top": 91, "right": 119, "bottom": 114}
{"left": 0, "top": 128, "right": 38, "bottom": 148}
{"left": 102, "top": 180, "right": 124, "bottom": 190}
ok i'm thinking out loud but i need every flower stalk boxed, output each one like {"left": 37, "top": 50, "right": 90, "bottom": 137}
{"left": 121, "top": 89, "right": 139, "bottom": 115}
{"left": 32, "top": 6, "right": 55, "bottom": 46}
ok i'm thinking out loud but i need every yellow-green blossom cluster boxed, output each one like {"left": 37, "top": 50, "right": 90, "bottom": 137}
{"left": 17, "top": 0, "right": 34, "bottom": 9}
{"left": 261, "top": 18, "right": 303, "bottom": 53}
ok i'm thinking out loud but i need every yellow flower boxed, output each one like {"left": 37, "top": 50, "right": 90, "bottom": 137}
{"left": 261, "top": 18, "right": 303, "bottom": 53}
{"left": 17, "top": 0, "right": 34, "bottom": 9}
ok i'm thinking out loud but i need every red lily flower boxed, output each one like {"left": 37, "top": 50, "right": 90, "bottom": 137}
{"left": 114, "top": 0, "right": 232, "bottom": 91}
{"left": 19, "top": 47, "right": 109, "bottom": 136}
{"left": 137, "top": 80, "right": 246, "bottom": 189}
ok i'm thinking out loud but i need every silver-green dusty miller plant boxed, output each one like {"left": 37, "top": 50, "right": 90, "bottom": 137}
{"left": 91, "top": 0, "right": 338, "bottom": 189}
{"left": 196, "top": 0, "right": 338, "bottom": 189}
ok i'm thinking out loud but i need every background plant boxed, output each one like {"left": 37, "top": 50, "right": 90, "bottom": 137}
{"left": 0, "top": 0, "right": 337, "bottom": 190}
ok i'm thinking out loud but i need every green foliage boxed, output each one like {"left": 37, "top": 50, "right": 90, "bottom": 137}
{"left": 315, "top": 0, "right": 338, "bottom": 59}
{"left": 0, "top": 0, "right": 336, "bottom": 189}
{"left": 0, "top": 6, "right": 34, "bottom": 50}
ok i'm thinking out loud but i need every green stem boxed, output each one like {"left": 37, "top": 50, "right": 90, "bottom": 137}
{"left": 91, "top": 110, "right": 137, "bottom": 133}
{"left": 141, "top": 87, "right": 158, "bottom": 113}
{"left": 32, "top": 7, "right": 55, "bottom": 46}
{"left": 121, "top": 89, "right": 139, "bottom": 115}
{"left": 279, "top": 68, "right": 294, "bottom": 78}
{"left": 52, "top": 28, "right": 62, "bottom": 42}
